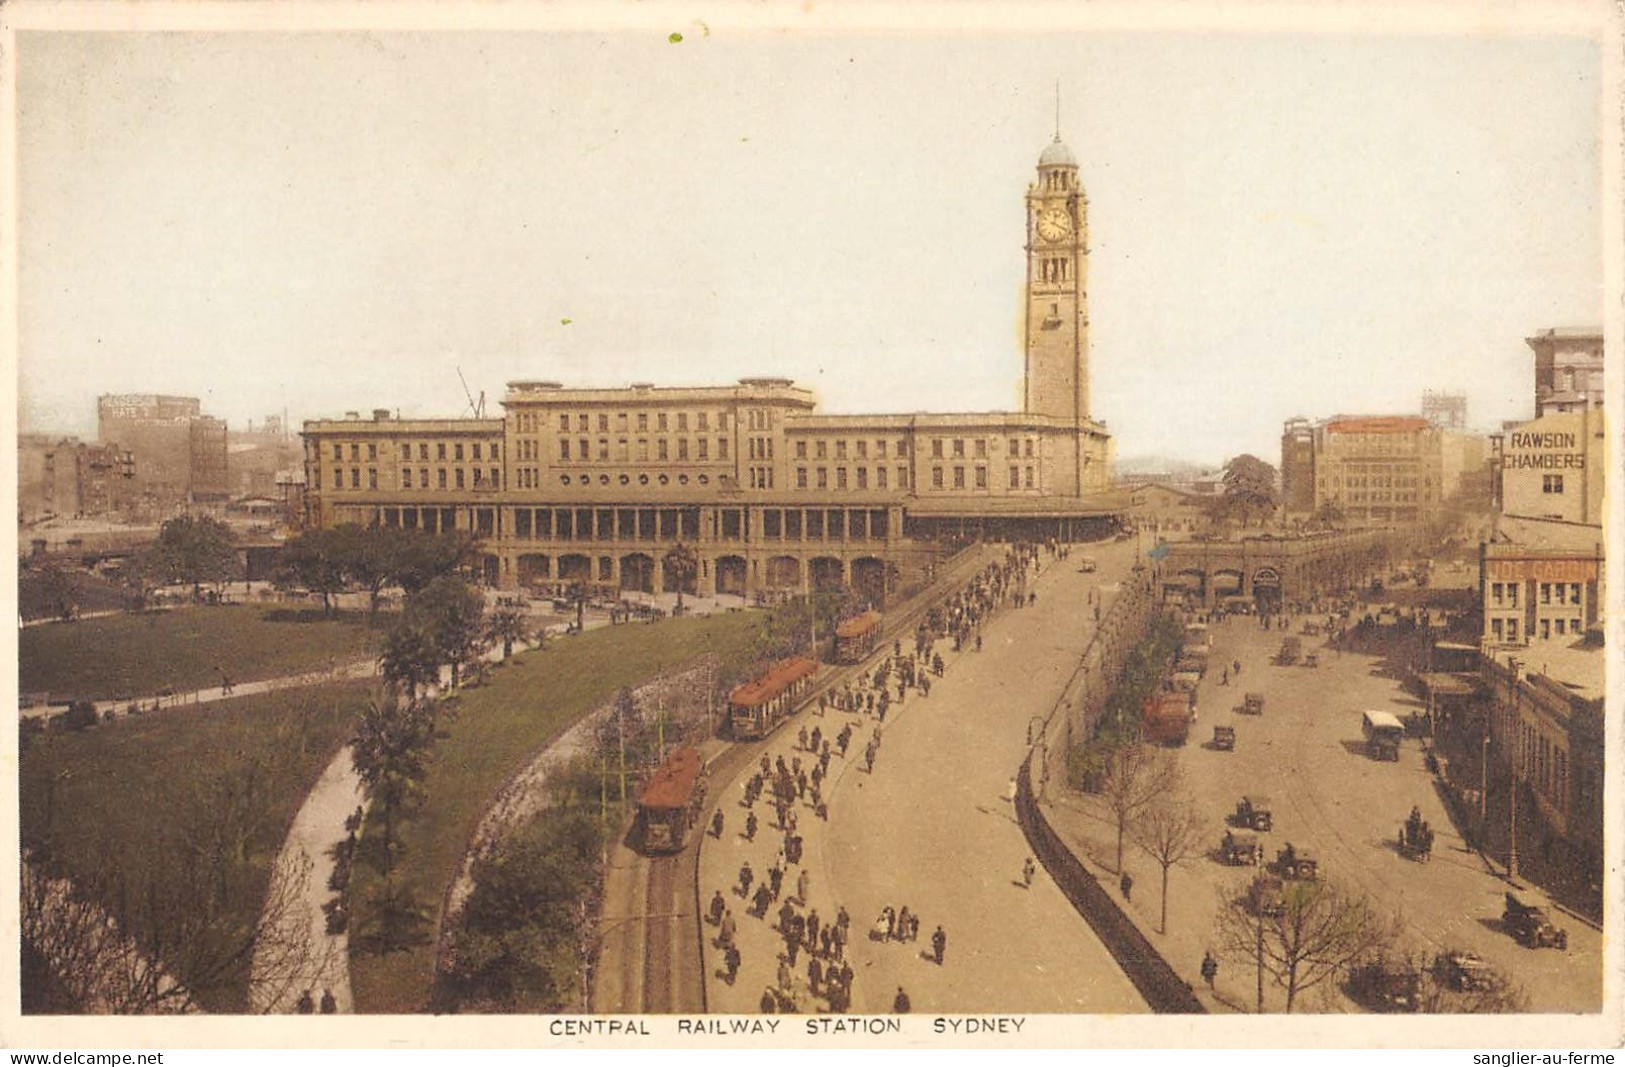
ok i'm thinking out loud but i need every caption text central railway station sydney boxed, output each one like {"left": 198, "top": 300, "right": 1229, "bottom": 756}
{"left": 302, "top": 135, "right": 1117, "bottom": 603}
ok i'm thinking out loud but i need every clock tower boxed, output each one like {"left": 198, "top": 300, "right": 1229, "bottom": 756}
{"left": 1023, "top": 134, "right": 1090, "bottom": 427}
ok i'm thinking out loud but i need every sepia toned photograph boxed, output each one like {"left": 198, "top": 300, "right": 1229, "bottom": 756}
{"left": 5, "top": 0, "right": 1620, "bottom": 1049}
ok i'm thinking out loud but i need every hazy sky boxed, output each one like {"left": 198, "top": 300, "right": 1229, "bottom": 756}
{"left": 14, "top": 22, "right": 1606, "bottom": 463}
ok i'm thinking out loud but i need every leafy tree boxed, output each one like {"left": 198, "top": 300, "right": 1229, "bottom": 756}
{"left": 1214, "top": 873, "right": 1395, "bottom": 1013}
{"left": 485, "top": 607, "right": 531, "bottom": 660}
{"left": 35, "top": 562, "right": 82, "bottom": 622}
{"left": 441, "top": 808, "right": 601, "bottom": 1011}
{"left": 1132, "top": 790, "right": 1206, "bottom": 933}
{"left": 563, "top": 580, "right": 590, "bottom": 634}
{"left": 351, "top": 696, "right": 434, "bottom": 877}
{"left": 275, "top": 528, "right": 348, "bottom": 614}
{"left": 388, "top": 530, "right": 477, "bottom": 597}
{"left": 151, "top": 515, "right": 238, "bottom": 601}
{"left": 410, "top": 575, "right": 486, "bottom": 690}
{"left": 379, "top": 620, "right": 442, "bottom": 700}
{"left": 334, "top": 524, "right": 400, "bottom": 623}
{"left": 761, "top": 596, "right": 818, "bottom": 660}
{"left": 661, "top": 542, "right": 699, "bottom": 612}
{"left": 1219, "top": 454, "right": 1279, "bottom": 527}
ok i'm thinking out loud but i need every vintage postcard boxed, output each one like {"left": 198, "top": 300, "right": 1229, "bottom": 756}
{"left": 3, "top": 0, "right": 1621, "bottom": 1051}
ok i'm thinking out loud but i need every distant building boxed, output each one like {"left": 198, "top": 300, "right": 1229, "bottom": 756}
{"left": 17, "top": 434, "right": 135, "bottom": 523}
{"left": 1527, "top": 327, "right": 1603, "bottom": 417}
{"left": 1279, "top": 416, "right": 1316, "bottom": 516}
{"left": 1279, "top": 413, "right": 1487, "bottom": 526}
{"left": 96, "top": 393, "right": 229, "bottom": 508}
{"left": 1421, "top": 390, "right": 1467, "bottom": 430}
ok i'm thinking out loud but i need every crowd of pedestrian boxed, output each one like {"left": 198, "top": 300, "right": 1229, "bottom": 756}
{"left": 704, "top": 542, "right": 1068, "bottom": 1013}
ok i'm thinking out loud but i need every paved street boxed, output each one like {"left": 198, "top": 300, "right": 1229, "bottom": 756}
{"left": 1048, "top": 608, "right": 1602, "bottom": 1013}
{"left": 699, "top": 540, "right": 1149, "bottom": 1014}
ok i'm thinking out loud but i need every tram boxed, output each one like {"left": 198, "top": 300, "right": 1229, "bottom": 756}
{"left": 834, "top": 611, "right": 883, "bottom": 664}
{"left": 728, "top": 657, "right": 819, "bottom": 740}
{"left": 636, "top": 746, "right": 706, "bottom": 855}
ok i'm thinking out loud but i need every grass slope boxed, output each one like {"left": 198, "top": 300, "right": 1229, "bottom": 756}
{"left": 19, "top": 681, "right": 370, "bottom": 1012}
{"left": 19, "top": 605, "right": 381, "bottom": 700}
{"left": 348, "top": 611, "right": 767, "bottom": 1013}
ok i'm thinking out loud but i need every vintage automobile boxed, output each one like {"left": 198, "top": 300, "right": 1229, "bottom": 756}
{"left": 1221, "top": 829, "right": 1261, "bottom": 866}
{"left": 1502, "top": 893, "right": 1568, "bottom": 950}
{"left": 1212, "top": 724, "right": 1236, "bottom": 751}
{"left": 1398, "top": 809, "right": 1434, "bottom": 861}
{"left": 1275, "top": 842, "right": 1318, "bottom": 880}
{"left": 1246, "top": 874, "right": 1286, "bottom": 918}
{"left": 1242, "top": 692, "right": 1265, "bottom": 716}
{"left": 1431, "top": 951, "right": 1494, "bottom": 992}
{"left": 1235, "top": 794, "right": 1273, "bottom": 832}
{"left": 1277, "top": 636, "right": 1302, "bottom": 665}
{"left": 1347, "top": 959, "right": 1421, "bottom": 1013}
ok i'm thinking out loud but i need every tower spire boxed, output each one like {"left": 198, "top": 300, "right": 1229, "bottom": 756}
{"left": 1054, "top": 80, "right": 1061, "bottom": 141}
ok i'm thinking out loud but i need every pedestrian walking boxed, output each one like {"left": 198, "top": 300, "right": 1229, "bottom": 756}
{"left": 711, "top": 809, "right": 724, "bottom": 839}
{"left": 296, "top": 989, "right": 315, "bottom": 1014}
{"left": 724, "top": 944, "right": 741, "bottom": 985}
{"left": 1201, "top": 951, "right": 1218, "bottom": 988}
{"left": 738, "top": 862, "right": 754, "bottom": 898}
{"left": 745, "top": 810, "right": 758, "bottom": 841}
{"left": 319, "top": 988, "right": 337, "bottom": 1014}
{"left": 796, "top": 868, "right": 810, "bottom": 904}
{"left": 808, "top": 955, "right": 823, "bottom": 996}
{"left": 931, "top": 925, "right": 947, "bottom": 965}
{"left": 719, "top": 908, "right": 737, "bottom": 948}
{"left": 709, "top": 889, "right": 726, "bottom": 926}
{"left": 894, "top": 987, "right": 912, "bottom": 1013}
{"left": 1022, "top": 856, "right": 1036, "bottom": 888}
{"left": 1120, "top": 871, "right": 1133, "bottom": 901}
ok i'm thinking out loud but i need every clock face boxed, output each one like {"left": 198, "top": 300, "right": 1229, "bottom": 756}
{"left": 1036, "top": 209, "right": 1073, "bottom": 243}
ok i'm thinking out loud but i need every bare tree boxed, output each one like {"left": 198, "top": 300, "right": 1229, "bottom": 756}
{"left": 1099, "top": 743, "right": 1180, "bottom": 873}
{"left": 1131, "top": 791, "right": 1206, "bottom": 933}
{"left": 1214, "top": 873, "right": 1395, "bottom": 1013}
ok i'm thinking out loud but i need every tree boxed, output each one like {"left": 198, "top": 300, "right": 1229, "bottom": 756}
{"left": 1315, "top": 501, "right": 1346, "bottom": 529}
{"left": 440, "top": 808, "right": 601, "bottom": 1011}
{"left": 333, "top": 524, "right": 400, "bottom": 624}
{"left": 1214, "top": 873, "right": 1394, "bottom": 1013}
{"left": 379, "top": 620, "right": 441, "bottom": 700}
{"left": 1132, "top": 791, "right": 1206, "bottom": 933}
{"left": 662, "top": 542, "right": 699, "bottom": 612}
{"left": 1219, "top": 454, "right": 1279, "bottom": 527}
{"left": 151, "top": 515, "right": 238, "bottom": 601}
{"left": 34, "top": 562, "right": 82, "bottom": 622}
{"left": 387, "top": 530, "right": 477, "bottom": 598}
{"left": 485, "top": 607, "right": 531, "bottom": 660}
{"left": 1099, "top": 743, "right": 1180, "bottom": 874}
{"left": 275, "top": 528, "right": 348, "bottom": 614}
{"left": 410, "top": 576, "right": 486, "bottom": 689}
{"left": 564, "top": 580, "right": 590, "bottom": 634}
{"left": 351, "top": 696, "right": 434, "bottom": 878}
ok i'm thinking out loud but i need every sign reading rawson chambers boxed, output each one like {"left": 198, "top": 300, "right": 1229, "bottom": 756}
{"left": 1503, "top": 430, "right": 1588, "bottom": 470}
{"left": 1484, "top": 558, "right": 1599, "bottom": 583}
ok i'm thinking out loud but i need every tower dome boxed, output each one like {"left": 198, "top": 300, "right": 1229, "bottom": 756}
{"left": 1038, "top": 137, "right": 1076, "bottom": 168}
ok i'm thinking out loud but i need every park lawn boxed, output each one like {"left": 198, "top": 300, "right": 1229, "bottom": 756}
{"left": 19, "top": 680, "right": 371, "bottom": 1012}
{"left": 348, "top": 611, "right": 768, "bottom": 1013}
{"left": 19, "top": 604, "right": 381, "bottom": 701}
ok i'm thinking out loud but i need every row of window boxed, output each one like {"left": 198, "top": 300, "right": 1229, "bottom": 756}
{"left": 793, "top": 466, "right": 908, "bottom": 491}
{"left": 325, "top": 440, "right": 503, "bottom": 463}
{"left": 1519, "top": 721, "right": 1569, "bottom": 813}
{"left": 1488, "top": 581, "right": 1585, "bottom": 608}
{"left": 556, "top": 472, "right": 712, "bottom": 488}
{"left": 1489, "top": 615, "right": 1585, "bottom": 643}
{"left": 1542, "top": 474, "right": 1567, "bottom": 494}
{"left": 530, "top": 410, "right": 728, "bottom": 435}
{"left": 559, "top": 437, "right": 729, "bottom": 463}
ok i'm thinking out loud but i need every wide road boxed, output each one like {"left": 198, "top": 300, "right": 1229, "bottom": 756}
{"left": 699, "top": 540, "right": 1149, "bottom": 1014}
{"left": 1050, "top": 607, "right": 1602, "bottom": 1013}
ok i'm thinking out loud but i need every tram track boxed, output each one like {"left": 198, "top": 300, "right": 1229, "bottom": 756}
{"left": 632, "top": 541, "right": 1004, "bottom": 1014}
